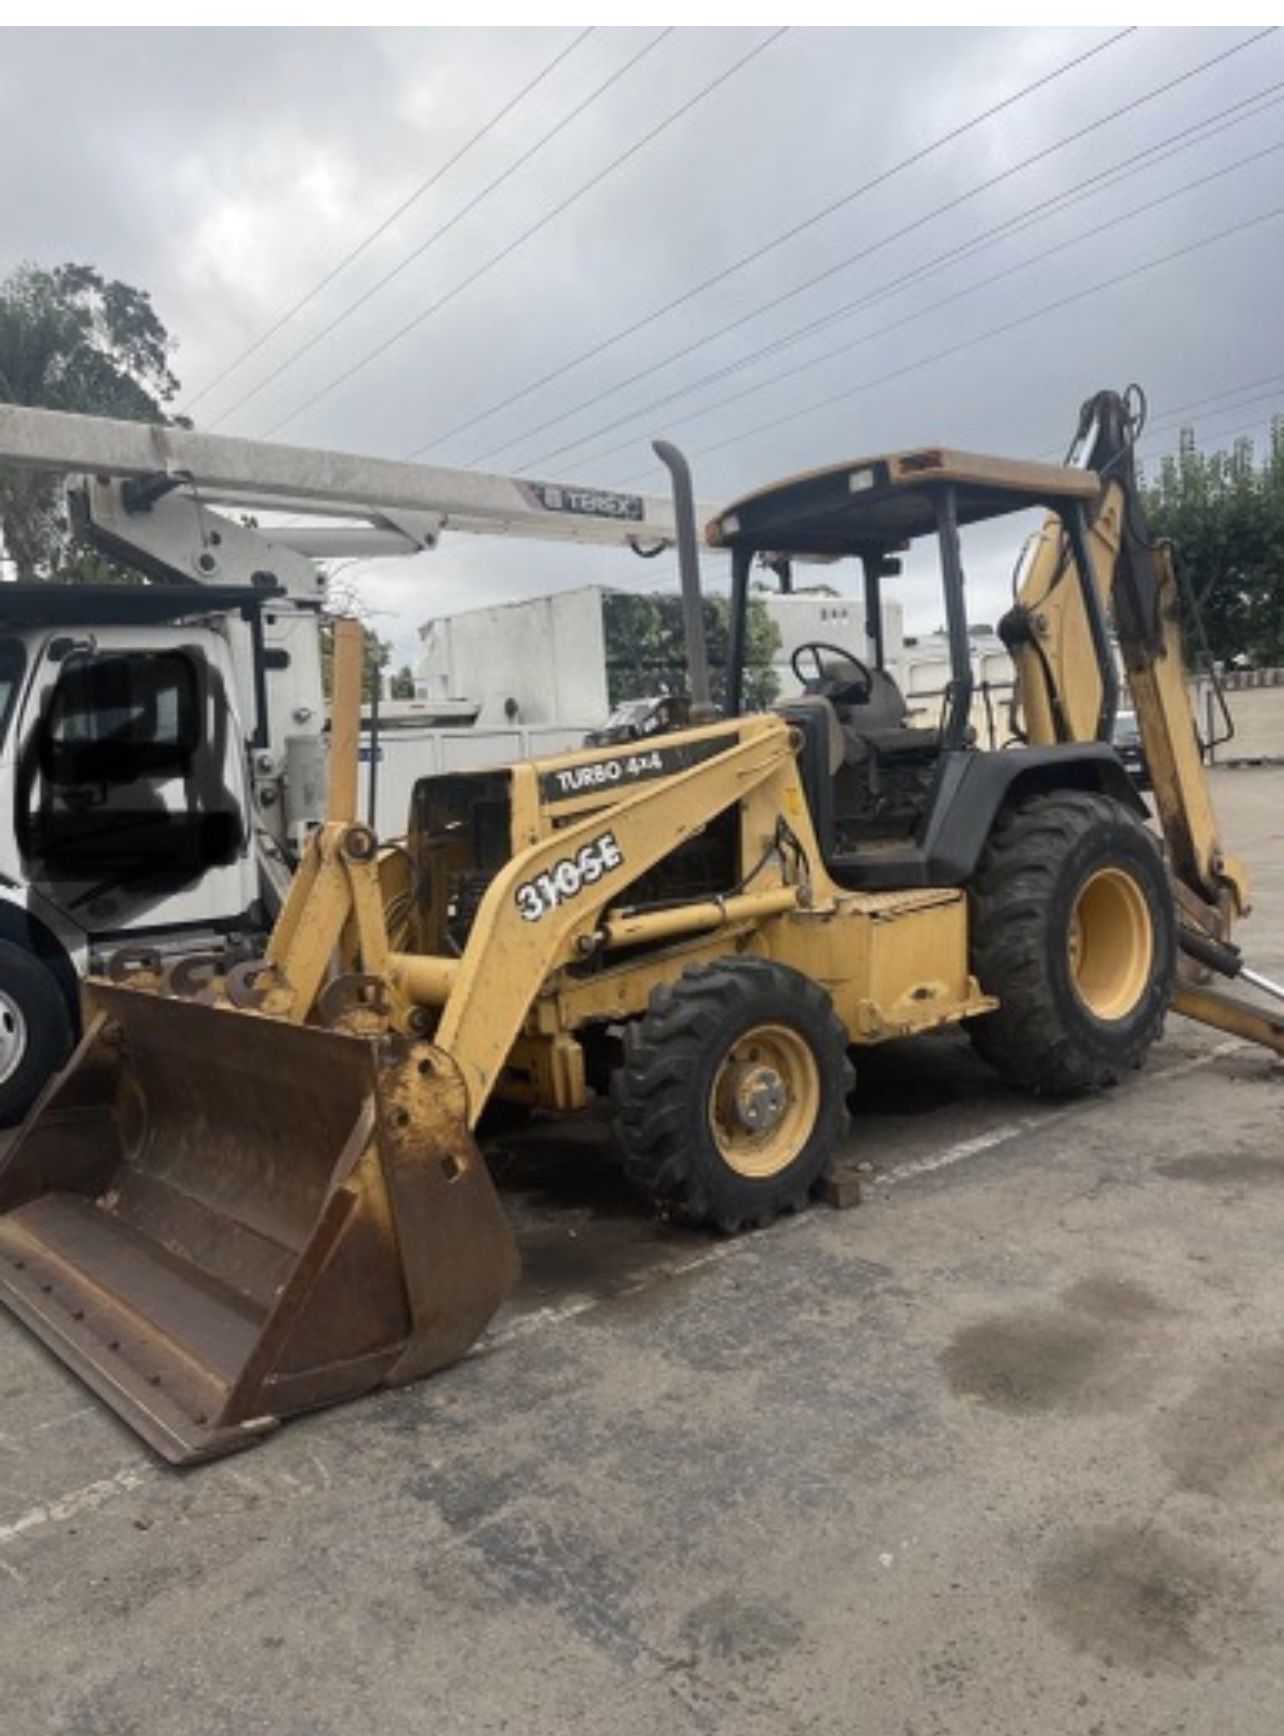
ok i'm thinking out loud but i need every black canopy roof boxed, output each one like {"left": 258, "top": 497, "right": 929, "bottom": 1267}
{"left": 707, "top": 448, "right": 1102, "bottom": 558}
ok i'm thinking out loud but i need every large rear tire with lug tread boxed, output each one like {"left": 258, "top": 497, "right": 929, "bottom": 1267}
{"left": 968, "top": 790, "right": 1175, "bottom": 1095}
{"left": 609, "top": 957, "right": 854, "bottom": 1232}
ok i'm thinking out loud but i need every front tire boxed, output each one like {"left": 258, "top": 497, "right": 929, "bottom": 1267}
{"left": 968, "top": 791, "right": 1175, "bottom": 1095}
{"left": 0, "top": 941, "right": 74, "bottom": 1126}
{"left": 610, "top": 958, "right": 853, "bottom": 1232}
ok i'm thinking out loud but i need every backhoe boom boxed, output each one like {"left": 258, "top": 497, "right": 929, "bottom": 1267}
{"left": 1004, "top": 388, "right": 1280, "bottom": 1057}
{"left": 1004, "top": 388, "right": 1249, "bottom": 923}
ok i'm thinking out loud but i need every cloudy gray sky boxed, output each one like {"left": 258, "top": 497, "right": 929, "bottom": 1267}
{"left": 3, "top": 25, "right": 1283, "bottom": 663}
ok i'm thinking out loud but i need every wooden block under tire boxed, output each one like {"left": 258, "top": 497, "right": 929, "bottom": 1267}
{"left": 816, "top": 1165, "right": 863, "bottom": 1210}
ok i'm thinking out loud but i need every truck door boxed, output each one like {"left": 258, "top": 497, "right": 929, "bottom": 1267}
{"left": 14, "top": 633, "right": 257, "bottom": 937}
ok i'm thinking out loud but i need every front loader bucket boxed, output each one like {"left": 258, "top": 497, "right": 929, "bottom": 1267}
{"left": 0, "top": 985, "right": 519, "bottom": 1464}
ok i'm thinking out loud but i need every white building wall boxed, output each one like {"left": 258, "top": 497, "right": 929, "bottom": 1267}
{"left": 417, "top": 585, "right": 609, "bottom": 727}
{"left": 764, "top": 592, "right": 904, "bottom": 696}
{"left": 415, "top": 581, "right": 1025, "bottom": 734}
{"left": 898, "top": 628, "right": 1017, "bottom": 744}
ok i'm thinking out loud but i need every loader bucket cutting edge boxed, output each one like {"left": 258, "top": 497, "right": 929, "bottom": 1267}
{"left": 0, "top": 986, "right": 520, "bottom": 1464}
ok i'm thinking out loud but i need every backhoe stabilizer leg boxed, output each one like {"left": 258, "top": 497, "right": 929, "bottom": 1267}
{"left": 1172, "top": 983, "right": 1284, "bottom": 1061}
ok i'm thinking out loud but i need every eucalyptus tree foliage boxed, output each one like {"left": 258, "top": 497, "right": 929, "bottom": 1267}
{"left": 0, "top": 261, "right": 181, "bottom": 582}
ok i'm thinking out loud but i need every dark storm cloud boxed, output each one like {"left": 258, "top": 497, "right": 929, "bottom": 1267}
{"left": 3, "top": 25, "right": 1283, "bottom": 661}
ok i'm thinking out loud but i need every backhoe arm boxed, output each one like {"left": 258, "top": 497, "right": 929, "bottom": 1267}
{"left": 1003, "top": 389, "right": 1249, "bottom": 925}
{"left": 1002, "top": 389, "right": 1284, "bottom": 1061}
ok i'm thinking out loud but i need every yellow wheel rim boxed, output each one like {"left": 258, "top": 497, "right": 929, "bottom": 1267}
{"left": 708, "top": 1023, "right": 822, "bottom": 1179}
{"left": 1067, "top": 866, "right": 1154, "bottom": 1022}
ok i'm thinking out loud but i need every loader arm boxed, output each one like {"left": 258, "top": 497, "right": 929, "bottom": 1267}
{"left": 252, "top": 713, "right": 813, "bottom": 1126}
{"left": 432, "top": 718, "right": 806, "bottom": 1124}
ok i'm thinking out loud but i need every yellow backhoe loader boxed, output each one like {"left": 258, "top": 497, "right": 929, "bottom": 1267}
{"left": 1, "top": 387, "right": 1280, "bottom": 1463}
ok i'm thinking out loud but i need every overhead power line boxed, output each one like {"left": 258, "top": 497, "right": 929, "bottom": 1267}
{"left": 409, "top": 26, "right": 1143, "bottom": 461}
{"left": 1029, "top": 370, "right": 1284, "bottom": 460}
{"left": 1140, "top": 392, "right": 1284, "bottom": 450}
{"left": 183, "top": 28, "right": 594, "bottom": 416}
{"left": 480, "top": 61, "right": 1284, "bottom": 473}
{"left": 208, "top": 29, "right": 671, "bottom": 429}
{"left": 1140, "top": 410, "right": 1283, "bottom": 467}
{"left": 259, "top": 27, "right": 790, "bottom": 439}
{"left": 532, "top": 133, "right": 1284, "bottom": 477}
{"left": 1145, "top": 382, "right": 1284, "bottom": 437}
{"left": 618, "top": 200, "right": 1284, "bottom": 481}
{"left": 541, "top": 87, "right": 1284, "bottom": 473}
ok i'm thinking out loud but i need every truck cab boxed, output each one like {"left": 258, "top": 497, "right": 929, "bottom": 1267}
{"left": 0, "top": 590, "right": 266, "bottom": 1122}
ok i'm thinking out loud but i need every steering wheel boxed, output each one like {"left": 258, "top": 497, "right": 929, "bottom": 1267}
{"left": 790, "top": 640, "right": 873, "bottom": 703}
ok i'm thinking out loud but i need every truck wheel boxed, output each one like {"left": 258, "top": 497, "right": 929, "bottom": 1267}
{"left": 968, "top": 791, "right": 1175, "bottom": 1095}
{"left": 0, "top": 941, "right": 74, "bottom": 1126}
{"left": 610, "top": 958, "right": 854, "bottom": 1232}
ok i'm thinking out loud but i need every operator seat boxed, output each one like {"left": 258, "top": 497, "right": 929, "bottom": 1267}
{"left": 805, "top": 658, "right": 937, "bottom": 768}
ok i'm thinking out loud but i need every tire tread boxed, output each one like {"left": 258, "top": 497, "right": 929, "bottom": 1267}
{"left": 610, "top": 957, "right": 853, "bottom": 1232}
{"left": 968, "top": 791, "right": 1174, "bottom": 1095}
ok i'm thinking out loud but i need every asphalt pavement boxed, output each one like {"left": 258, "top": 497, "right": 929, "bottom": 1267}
{"left": 1, "top": 767, "right": 1281, "bottom": 1736}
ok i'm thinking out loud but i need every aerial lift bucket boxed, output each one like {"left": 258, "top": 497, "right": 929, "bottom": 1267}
{"left": 0, "top": 620, "right": 519, "bottom": 1462}
{"left": 0, "top": 989, "right": 519, "bottom": 1463}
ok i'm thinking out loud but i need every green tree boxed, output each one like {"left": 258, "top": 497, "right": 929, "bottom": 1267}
{"left": 1142, "top": 419, "right": 1284, "bottom": 669}
{"left": 390, "top": 663, "right": 416, "bottom": 700}
{"left": 603, "top": 590, "right": 780, "bottom": 711}
{"left": 0, "top": 262, "right": 181, "bottom": 582}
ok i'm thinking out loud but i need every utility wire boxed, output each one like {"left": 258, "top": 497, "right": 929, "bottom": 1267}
{"left": 1140, "top": 394, "right": 1284, "bottom": 449}
{"left": 624, "top": 200, "right": 1284, "bottom": 479}
{"left": 1141, "top": 410, "right": 1283, "bottom": 466}
{"left": 406, "top": 26, "right": 1143, "bottom": 459}
{"left": 1144, "top": 384, "right": 1284, "bottom": 442}
{"left": 184, "top": 28, "right": 593, "bottom": 416}
{"left": 1029, "top": 370, "right": 1284, "bottom": 460}
{"left": 483, "top": 67, "right": 1284, "bottom": 472}
{"left": 533, "top": 132, "right": 1284, "bottom": 477}
{"left": 209, "top": 29, "right": 670, "bottom": 430}
{"left": 260, "top": 28, "right": 789, "bottom": 438}
{"left": 510, "top": 79, "right": 1284, "bottom": 475}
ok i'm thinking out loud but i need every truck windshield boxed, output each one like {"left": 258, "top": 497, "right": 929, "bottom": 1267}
{"left": 0, "top": 639, "right": 25, "bottom": 747}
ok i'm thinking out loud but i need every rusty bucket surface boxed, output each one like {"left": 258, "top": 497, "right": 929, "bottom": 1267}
{"left": 0, "top": 984, "right": 519, "bottom": 1463}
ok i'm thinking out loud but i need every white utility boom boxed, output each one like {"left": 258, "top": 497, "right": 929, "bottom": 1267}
{"left": 0, "top": 404, "right": 713, "bottom": 1124}
{"left": 0, "top": 403, "right": 698, "bottom": 576}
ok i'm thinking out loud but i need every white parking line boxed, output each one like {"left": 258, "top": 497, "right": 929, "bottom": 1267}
{"left": 0, "top": 1463, "right": 150, "bottom": 1548}
{"left": 878, "top": 1118, "right": 1045, "bottom": 1188}
{"left": 485, "top": 1220, "right": 812, "bottom": 1349}
{"left": 489, "top": 1039, "right": 1251, "bottom": 1349}
{"left": 877, "top": 1037, "right": 1244, "bottom": 1191}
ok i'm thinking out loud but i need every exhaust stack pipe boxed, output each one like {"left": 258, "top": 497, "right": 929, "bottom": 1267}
{"left": 652, "top": 440, "right": 717, "bottom": 724}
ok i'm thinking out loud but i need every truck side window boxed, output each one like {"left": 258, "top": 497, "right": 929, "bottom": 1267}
{"left": 41, "top": 652, "right": 199, "bottom": 786}
{"left": 18, "top": 648, "right": 244, "bottom": 902}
